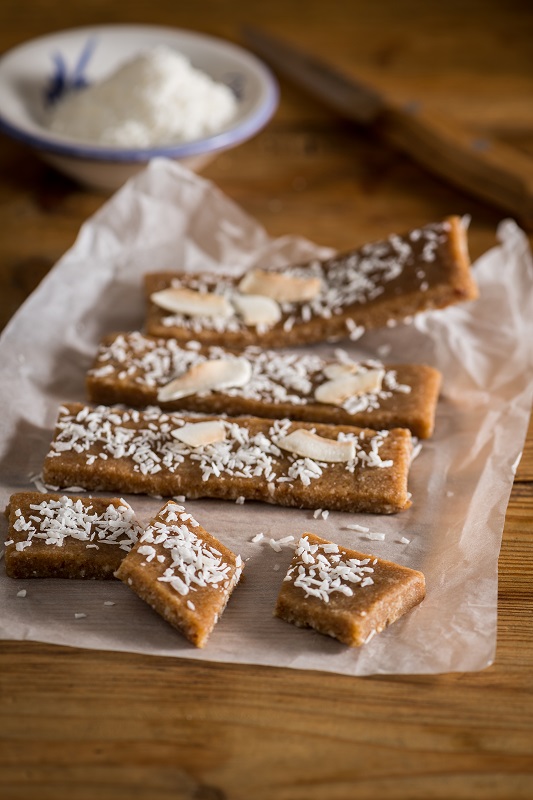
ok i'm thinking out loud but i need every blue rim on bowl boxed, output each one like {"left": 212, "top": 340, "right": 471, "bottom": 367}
{"left": 0, "top": 24, "right": 280, "bottom": 163}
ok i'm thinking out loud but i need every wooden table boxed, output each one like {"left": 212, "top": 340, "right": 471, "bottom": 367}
{"left": 1, "top": 3, "right": 532, "bottom": 798}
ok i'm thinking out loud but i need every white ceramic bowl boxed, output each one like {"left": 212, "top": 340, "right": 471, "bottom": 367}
{"left": 0, "top": 24, "right": 279, "bottom": 191}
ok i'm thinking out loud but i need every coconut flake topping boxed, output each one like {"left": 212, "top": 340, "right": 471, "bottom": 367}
{"left": 138, "top": 502, "right": 242, "bottom": 598}
{"left": 284, "top": 535, "right": 375, "bottom": 603}
{"left": 7, "top": 496, "right": 141, "bottom": 552}
{"left": 157, "top": 357, "right": 251, "bottom": 402}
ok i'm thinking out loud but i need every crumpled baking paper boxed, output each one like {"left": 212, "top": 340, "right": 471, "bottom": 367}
{"left": 0, "top": 158, "right": 532, "bottom": 676}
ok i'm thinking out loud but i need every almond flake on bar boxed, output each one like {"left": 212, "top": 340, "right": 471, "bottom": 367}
{"left": 277, "top": 429, "right": 355, "bottom": 463}
{"left": 323, "top": 362, "right": 360, "bottom": 379}
{"left": 171, "top": 420, "right": 226, "bottom": 448}
{"left": 231, "top": 293, "right": 281, "bottom": 326}
{"left": 238, "top": 269, "right": 323, "bottom": 303}
{"left": 151, "top": 287, "right": 234, "bottom": 319}
{"left": 314, "top": 368, "right": 385, "bottom": 406}
{"left": 157, "top": 357, "right": 251, "bottom": 402}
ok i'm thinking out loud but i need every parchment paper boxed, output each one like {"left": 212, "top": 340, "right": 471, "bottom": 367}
{"left": 1, "top": 158, "right": 532, "bottom": 675}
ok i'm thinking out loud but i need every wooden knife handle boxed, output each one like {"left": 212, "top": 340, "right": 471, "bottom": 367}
{"left": 379, "top": 100, "right": 533, "bottom": 226}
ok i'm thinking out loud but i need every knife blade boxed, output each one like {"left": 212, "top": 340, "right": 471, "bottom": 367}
{"left": 243, "top": 26, "right": 533, "bottom": 227}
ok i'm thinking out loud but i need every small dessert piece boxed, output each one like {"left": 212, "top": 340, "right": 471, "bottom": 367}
{"left": 42, "top": 403, "right": 413, "bottom": 514}
{"left": 86, "top": 332, "right": 441, "bottom": 438}
{"left": 275, "top": 533, "right": 425, "bottom": 646}
{"left": 115, "top": 500, "right": 243, "bottom": 647}
{"left": 144, "top": 217, "right": 476, "bottom": 348}
{"left": 4, "top": 492, "right": 141, "bottom": 579}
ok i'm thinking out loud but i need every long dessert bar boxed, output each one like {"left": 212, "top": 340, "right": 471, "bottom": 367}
{"left": 42, "top": 403, "right": 413, "bottom": 514}
{"left": 87, "top": 332, "right": 441, "bottom": 438}
{"left": 144, "top": 217, "right": 477, "bottom": 348}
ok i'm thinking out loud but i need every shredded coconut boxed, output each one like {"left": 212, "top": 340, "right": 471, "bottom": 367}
{"left": 31, "top": 474, "right": 49, "bottom": 494}
{"left": 139, "top": 502, "right": 242, "bottom": 598}
{"left": 284, "top": 535, "right": 374, "bottom": 603}
{"left": 5, "top": 495, "right": 141, "bottom": 553}
{"left": 46, "top": 45, "right": 238, "bottom": 147}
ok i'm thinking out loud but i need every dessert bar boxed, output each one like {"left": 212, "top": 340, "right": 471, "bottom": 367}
{"left": 42, "top": 403, "right": 413, "bottom": 514}
{"left": 4, "top": 492, "right": 141, "bottom": 579}
{"left": 144, "top": 217, "right": 476, "bottom": 348}
{"left": 275, "top": 532, "right": 426, "bottom": 646}
{"left": 115, "top": 499, "right": 243, "bottom": 647}
{"left": 87, "top": 332, "right": 441, "bottom": 438}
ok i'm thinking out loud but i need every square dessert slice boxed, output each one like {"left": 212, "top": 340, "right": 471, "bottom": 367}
{"left": 144, "top": 216, "right": 476, "bottom": 348}
{"left": 86, "top": 332, "right": 441, "bottom": 438}
{"left": 115, "top": 500, "right": 243, "bottom": 647}
{"left": 42, "top": 403, "right": 413, "bottom": 514}
{"left": 4, "top": 492, "right": 141, "bottom": 579}
{"left": 275, "top": 533, "right": 425, "bottom": 646}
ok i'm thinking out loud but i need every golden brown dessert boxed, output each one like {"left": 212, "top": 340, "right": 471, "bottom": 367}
{"left": 42, "top": 403, "right": 413, "bottom": 514}
{"left": 144, "top": 217, "right": 476, "bottom": 348}
{"left": 87, "top": 332, "right": 442, "bottom": 438}
{"left": 4, "top": 492, "right": 141, "bottom": 579}
{"left": 275, "top": 532, "right": 425, "bottom": 646}
{"left": 115, "top": 500, "right": 243, "bottom": 647}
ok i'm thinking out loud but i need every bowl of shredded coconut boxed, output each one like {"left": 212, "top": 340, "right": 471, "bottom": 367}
{"left": 0, "top": 24, "right": 279, "bottom": 190}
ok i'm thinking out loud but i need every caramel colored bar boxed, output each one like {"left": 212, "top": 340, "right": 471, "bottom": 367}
{"left": 275, "top": 533, "right": 426, "bottom": 646}
{"left": 42, "top": 403, "right": 413, "bottom": 514}
{"left": 144, "top": 217, "right": 476, "bottom": 348}
{"left": 115, "top": 500, "right": 243, "bottom": 647}
{"left": 87, "top": 332, "right": 441, "bottom": 438}
{"left": 4, "top": 492, "right": 141, "bottom": 579}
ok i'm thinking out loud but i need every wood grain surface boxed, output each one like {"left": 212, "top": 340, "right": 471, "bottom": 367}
{"left": 1, "top": 2, "right": 532, "bottom": 799}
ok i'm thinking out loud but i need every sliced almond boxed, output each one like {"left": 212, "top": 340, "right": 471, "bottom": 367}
{"left": 151, "top": 287, "right": 234, "bottom": 319}
{"left": 238, "top": 269, "right": 322, "bottom": 303}
{"left": 232, "top": 293, "right": 282, "bottom": 327}
{"left": 277, "top": 429, "right": 355, "bottom": 463}
{"left": 323, "top": 362, "right": 359, "bottom": 380}
{"left": 157, "top": 358, "right": 251, "bottom": 402}
{"left": 172, "top": 420, "right": 226, "bottom": 448}
{"left": 315, "top": 368, "right": 385, "bottom": 406}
